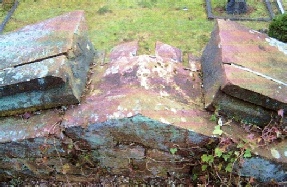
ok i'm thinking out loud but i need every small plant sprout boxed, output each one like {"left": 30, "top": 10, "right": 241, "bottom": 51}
{"left": 213, "top": 124, "right": 223, "bottom": 136}
{"left": 210, "top": 114, "right": 217, "bottom": 121}
{"left": 170, "top": 147, "right": 177, "bottom": 155}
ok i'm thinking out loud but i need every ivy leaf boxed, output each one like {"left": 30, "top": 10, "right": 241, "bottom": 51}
{"left": 210, "top": 114, "right": 217, "bottom": 121}
{"left": 192, "top": 174, "right": 198, "bottom": 181}
{"left": 201, "top": 154, "right": 214, "bottom": 165}
{"left": 217, "top": 163, "right": 223, "bottom": 171}
{"left": 215, "top": 147, "right": 222, "bottom": 157}
{"left": 170, "top": 148, "right": 177, "bottom": 155}
{"left": 201, "top": 154, "right": 209, "bottom": 163}
{"left": 222, "top": 154, "right": 231, "bottom": 161}
{"left": 225, "top": 163, "right": 233, "bottom": 173}
{"left": 234, "top": 151, "right": 240, "bottom": 157}
{"left": 244, "top": 149, "right": 252, "bottom": 158}
{"left": 213, "top": 125, "right": 223, "bottom": 135}
{"left": 201, "top": 164, "right": 208, "bottom": 171}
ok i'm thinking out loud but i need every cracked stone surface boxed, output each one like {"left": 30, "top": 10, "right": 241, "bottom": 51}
{"left": 0, "top": 41, "right": 218, "bottom": 183}
{"left": 201, "top": 19, "right": 287, "bottom": 126}
{"left": 0, "top": 11, "right": 96, "bottom": 116}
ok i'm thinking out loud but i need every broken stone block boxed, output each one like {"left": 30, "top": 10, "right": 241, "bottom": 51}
{"left": 1, "top": 40, "right": 287, "bottom": 183}
{"left": 214, "top": 91, "right": 272, "bottom": 127}
{"left": 0, "top": 10, "right": 96, "bottom": 116}
{"left": 201, "top": 19, "right": 287, "bottom": 126}
{"left": 237, "top": 157, "right": 287, "bottom": 182}
{"left": 109, "top": 41, "right": 138, "bottom": 62}
{"left": 155, "top": 41, "right": 182, "bottom": 62}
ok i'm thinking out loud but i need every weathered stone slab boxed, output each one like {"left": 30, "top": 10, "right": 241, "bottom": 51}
{"left": 201, "top": 19, "right": 287, "bottom": 125}
{"left": 63, "top": 54, "right": 205, "bottom": 128}
{"left": 0, "top": 11, "right": 96, "bottom": 116}
{"left": 155, "top": 41, "right": 182, "bottom": 62}
{"left": 109, "top": 41, "right": 138, "bottom": 62}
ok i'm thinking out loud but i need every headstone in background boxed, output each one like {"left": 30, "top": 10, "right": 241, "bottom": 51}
{"left": 226, "top": 0, "right": 247, "bottom": 14}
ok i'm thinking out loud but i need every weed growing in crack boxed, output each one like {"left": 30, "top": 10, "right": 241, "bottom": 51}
{"left": 191, "top": 115, "right": 255, "bottom": 186}
{"left": 9, "top": 177, "right": 23, "bottom": 186}
{"left": 199, "top": 136, "right": 253, "bottom": 186}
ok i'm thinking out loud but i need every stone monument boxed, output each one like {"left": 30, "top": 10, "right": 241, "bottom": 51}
{"left": 226, "top": 0, "right": 247, "bottom": 14}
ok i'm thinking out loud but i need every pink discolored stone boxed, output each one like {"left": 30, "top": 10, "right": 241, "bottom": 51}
{"left": 63, "top": 54, "right": 205, "bottom": 129}
{"left": 109, "top": 41, "right": 138, "bottom": 62}
{"left": 155, "top": 41, "right": 182, "bottom": 62}
{"left": 201, "top": 19, "right": 287, "bottom": 126}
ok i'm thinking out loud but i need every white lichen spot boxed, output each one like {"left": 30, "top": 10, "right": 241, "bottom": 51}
{"left": 111, "top": 111, "right": 125, "bottom": 118}
{"left": 170, "top": 108, "right": 177, "bottom": 113}
{"left": 86, "top": 44, "right": 90, "bottom": 50}
{"left": 140, "top": 77, "right": 149, "bottom": 89}
{"left": 218, "top": 118, "right": 223, "bottom": 126}
{"left": 132, "top": 103, "right": 142, "bottom": 113}
{"left": 38, "top": 65, "right": 49, "bottom": 78}
{"left": 127, "top": 112, "right": 133, "bottom": 117}
{"left": 160, "top": 117, "right": 170, "bottom": 124}
{"left": 181, "top": 117, "right": 187, "bottom": 122}
{"left": 137, "top": 67, "right": 151, "bottom": 89}
{"left": 154, "top": 103, "right": 163, "bottom": 111}
{"left": 38, "top": 78, "right": 45, "bottom": 85}
{"left": 265, "top": 37, "right": 287, "bottom": 55}
{"left": 117, "top": 105, "right": 124, "bottom": 111}
{"left": 91, "top": 114, "right": 99, "bottom": 122}
{"left": 136, "top": 55, "right": 153, "bottom": 90}
{"left": 105, "top": 65, "right": 119, "bottom": 75}
{"left": 160, "top": 91, "right": 169, "bottom": 97}
{"left": 12, "top": 72, "right": 23, "bottom": 80}
{"left": 249, "top": 29, "right": 260, "bottom": 34}
{"left": 107, "top": 94, "right": 126, "bottom": 101}
{"left": 271, "top": 148, "right": 281, "bottom": 159}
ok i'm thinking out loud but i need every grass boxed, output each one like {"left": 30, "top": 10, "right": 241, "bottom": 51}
{"left": 0, "top": 0, "right": 276, "bottom": 62}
